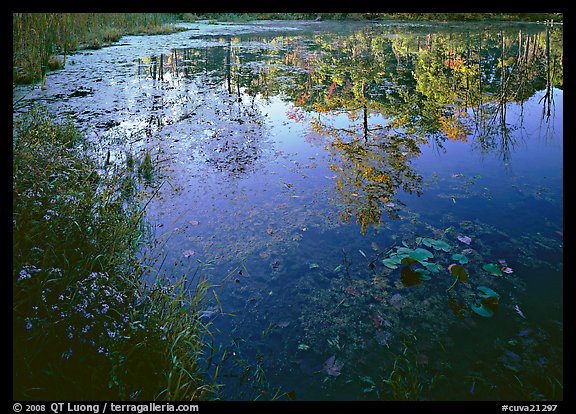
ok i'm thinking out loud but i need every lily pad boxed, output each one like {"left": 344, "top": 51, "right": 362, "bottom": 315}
{"left": 409, "top": 247, "right": 434, "bottom": 263}
{"left": 400, "top": 266, "right": 430, "bottom": 286}
{"left": 420, "top": 237, "right": 451, "bottom": 252}
{"left": 477, "top": 285, "right": 499, "bottom": 298}
{"left": 423, "top": 262, "right": 441, "bottom": 273}
{"left": 448, "top": 264, "right": 468, "bottom": 282}
{"left": 451, "top": 253, "right": 469, "bottom": 265}
{"left": 482, "top": 263, "right": 503, "bottom": 276}
{"left": 470, "top": 286, "right": 500, "bottom": 317}
{"left": 471, "top": 301, "right": 495, "bottom": 317}
{"left": 382, "top": 254, "right": 405, "bottom": 269}
{"left": 400, "top": 257, "right": 419, "bottom": 266}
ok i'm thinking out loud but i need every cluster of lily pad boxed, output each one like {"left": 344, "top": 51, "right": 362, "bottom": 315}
{"left": 380, "top": 234, "right": 506, "bottom": 318}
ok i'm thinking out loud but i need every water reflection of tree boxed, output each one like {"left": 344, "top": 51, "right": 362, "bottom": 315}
{"left": 327, "top": 130, "right": 423, "bottom": 234}
{"left": 135, "top": 39, "right": 273, "bottom": 178}
{"left": 132, "top": 24, "right": 562, "bottom": 225}
{"left": 271, "top": 24, "right": 562, "bottom": 232}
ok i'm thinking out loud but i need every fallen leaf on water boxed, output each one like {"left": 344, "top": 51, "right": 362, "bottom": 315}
{"left": 183, "top": 249, "right": 196, "bottom": 258}
{"left": 324, "top": 355, "right": 343, "bottom": 376}
{"left": 457, "top": 235, "right": 472, "bottom": 245}
{"left": 514, "top": 305, "right": 526, "bottom": 319}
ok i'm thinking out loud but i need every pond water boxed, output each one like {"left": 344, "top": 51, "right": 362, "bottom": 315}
{"left": 13, "top": 20, "right": 563, "bottom": 400}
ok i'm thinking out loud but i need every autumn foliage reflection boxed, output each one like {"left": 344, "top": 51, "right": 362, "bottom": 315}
{"left": 134, "top": 23, "right": 562, "bottom": 233}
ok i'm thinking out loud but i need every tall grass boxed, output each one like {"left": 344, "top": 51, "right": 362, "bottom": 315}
{"left": 13, "top": 107, "right": 219, "bottom": 400}
{"left": 13, "top": 13, "right": 182, "bottom": 88}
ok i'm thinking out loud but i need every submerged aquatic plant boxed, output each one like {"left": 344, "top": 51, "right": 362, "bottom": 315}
{"left": 380, "top": 334, "right": 445, "bottom": 400}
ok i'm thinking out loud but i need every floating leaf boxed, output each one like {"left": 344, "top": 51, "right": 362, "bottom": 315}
{"left": 482, "top": 263, "right": 503, "bottom": 276}
{"left": 400, "top": 266, "right": 429, "bottom": 286}
{"left": 400, "top": 257, "right": 419, "bottom": 265}
{"left": 448, "top": 264, "right": 468, "bottom": 282}
{"left": 451, "top": 253, "right": 469, "bottom": 265}
{"left": 471, "top": 286, "right": 500, "bottom": 317}
{"left": 471, "top": 301, "right": 494, "bottom": 317}
{"left": 382, "top": 259, "right": 399, "bottom": 269}
{"left": 421, "top": 237, "right": 451, "bottom": 252}
{"left": 477, "top": 285, "right": 499, "bottom": 299}
{"left": 414, "top": 268, "right": 431, "bottom": 280}
{"left": 423, "top": 262, "right": 441, "bottom": 273}
{"left": 324, "top": 355, "right": 343, "bottom": 376}
{"left": 514, "top": 305, "right": 526, "bottom": 319}
{"left": 457, "top": 235, "right": 472, "bottom": 245}
{"left": 382, "top": 254, "right": 404, "bottom": 269}
{"left": 409, "top": 247, "right": 434, "bottom": 264}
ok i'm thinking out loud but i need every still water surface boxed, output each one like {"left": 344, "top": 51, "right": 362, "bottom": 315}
{"left": 13, "top": 20, "right": 563, "bottom": 400}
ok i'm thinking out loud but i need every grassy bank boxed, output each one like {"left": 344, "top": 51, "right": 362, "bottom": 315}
{"left": 13, "top": 13, "right": 184, "bottom": 88}
{"left": 13, "top": 107, "right": 219, "bottom": 400}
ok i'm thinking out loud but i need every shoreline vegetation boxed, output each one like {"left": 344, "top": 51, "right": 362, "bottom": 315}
{"left": 13, "top": 108, "right": 222, "bottom": 400}
{"left": 182, "top": 12, "right": 563, "bottom": 23}
{"left": 13, "top": 13, "right": 187, "bottom": 87}
{"left": 13, "top": 13, "right": 562, "bottom": 88}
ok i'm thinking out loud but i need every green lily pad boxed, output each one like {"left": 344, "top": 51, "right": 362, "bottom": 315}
{"left": 451, "top": 253, "right": 468, "bottom": 265}
{"left": 477, "top": 285, "right": 499, "bottom": 298}
{"left": 396, "top": 247, "right": 414, "bottom": 257}
{"left": 470, "top": 286, "right": 500, "bottom": 317}
{"left": 471, "top": 301, "right": 495, "bottom": 317}
{"left": 382, "top": 259, "right": 399, "bottom": 269}
{"left": 382, "top": 254, "right": 404, "bottom": 269}
{"left": 414, "top": 268, "right": 431, "bottom": 280}
{"left": 482, "top": 263, "right": 503, "bottom": 276}
{"left": 423, "top": 262, "right": 441, "bottom": 273}
{"left": 410, "top": 247, "right": 434, "bottom": 263}
{"left": 420, "top": 237, "right": 451, "bottom": 252}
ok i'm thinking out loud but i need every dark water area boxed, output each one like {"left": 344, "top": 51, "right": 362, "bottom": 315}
{"left": 13, "top": 20, "right": 563, "bottom": 401}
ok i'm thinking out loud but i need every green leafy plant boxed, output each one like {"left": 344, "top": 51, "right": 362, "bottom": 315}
{"left": 482, "top": 263, "right": 503, "bottom": 276}
{"left": 470, "top": 286, "right": 500, "bottom": 317}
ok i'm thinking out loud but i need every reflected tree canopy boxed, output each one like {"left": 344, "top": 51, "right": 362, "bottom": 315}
{"left": 135, "top": 23, "right": 562, "bottom": 232}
